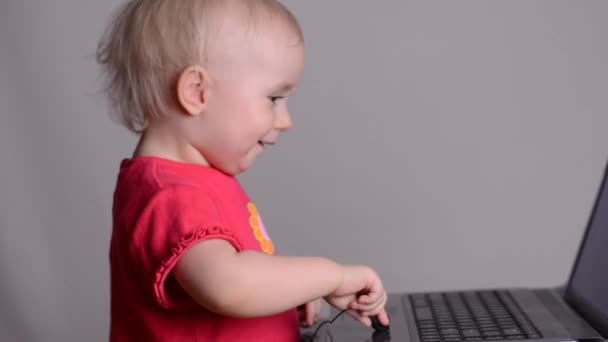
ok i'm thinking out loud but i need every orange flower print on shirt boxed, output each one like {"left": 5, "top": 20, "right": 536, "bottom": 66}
{"left": 247, "top": 202, "right": 275, "bottom": 255}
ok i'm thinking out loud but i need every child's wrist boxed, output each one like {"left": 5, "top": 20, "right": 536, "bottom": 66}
{"left": 328, "top": 262, "right": 346, "bottom": 296}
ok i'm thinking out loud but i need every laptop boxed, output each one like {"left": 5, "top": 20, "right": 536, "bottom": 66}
{"left": 303, "top": 163, "right": 608, "bottom": 342}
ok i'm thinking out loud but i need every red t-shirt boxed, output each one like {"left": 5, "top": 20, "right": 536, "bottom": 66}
{"left": 109, "top": 157, "right": 299, "bottom": 341}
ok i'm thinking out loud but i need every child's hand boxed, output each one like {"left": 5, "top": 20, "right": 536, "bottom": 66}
{"left": 298, "top": 298, "right": 322, "bottom": 327}
{"left": 324, "top": 265, "right": 389, "bottom": 327}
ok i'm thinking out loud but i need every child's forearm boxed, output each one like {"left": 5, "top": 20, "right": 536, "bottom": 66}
{"left": 223, "top": 251, "right": 343, "bottom": 317}
{"left": 174, "top": 240, "right": 344, "bottom": 318}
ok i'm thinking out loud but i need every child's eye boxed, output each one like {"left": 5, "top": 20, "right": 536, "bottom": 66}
{"left": 269, "top": 96, "right": 283, "bottom": 103}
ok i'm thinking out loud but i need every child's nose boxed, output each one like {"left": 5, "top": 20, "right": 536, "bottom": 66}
{"left": 275, "top": 109, "right": 292, "bottom": 131}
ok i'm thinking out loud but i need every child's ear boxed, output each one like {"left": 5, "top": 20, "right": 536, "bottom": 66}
{"left": 176, "top": 65, "right": 208, "bottom": 116}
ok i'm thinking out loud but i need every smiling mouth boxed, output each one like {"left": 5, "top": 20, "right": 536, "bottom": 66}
{"left": 258, "top": 141, "right": 275, "bottom": 147}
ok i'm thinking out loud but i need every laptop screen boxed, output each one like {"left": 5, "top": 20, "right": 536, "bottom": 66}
{"left": 567, "top": 166, "right": 608, "bottom": 330}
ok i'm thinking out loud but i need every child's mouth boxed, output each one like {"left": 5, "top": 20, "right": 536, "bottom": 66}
{"left": 258, "top": 141, "right": 275, "bottom": 148}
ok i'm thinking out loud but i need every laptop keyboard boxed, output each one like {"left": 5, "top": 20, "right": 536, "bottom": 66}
{"left": 410, "top": 290, "right": 542, "bottom": 341}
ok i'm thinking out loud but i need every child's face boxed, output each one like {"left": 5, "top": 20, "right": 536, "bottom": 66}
{"left": 194, "top": 25, "right": 304, "bottom": 175}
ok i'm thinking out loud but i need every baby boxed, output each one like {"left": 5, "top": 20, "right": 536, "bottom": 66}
{"left": 97, "top": 0, "right": 389, "bottom": 340}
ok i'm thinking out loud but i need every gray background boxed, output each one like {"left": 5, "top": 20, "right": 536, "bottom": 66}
{"left": 1, "top": 0, "right": 606, "bottom": 341}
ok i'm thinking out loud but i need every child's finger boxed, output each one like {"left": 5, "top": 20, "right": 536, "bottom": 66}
{"left": 305, "top": 305, "right": 313, "bottom": 326}
{"left": 355, "top": 291, "right": 386, "bottom": 310}
{"left": 357, "top": 294, "right": 377, "bottom": 305}
{"left": 353, "top": 291, "right": 387, "bottom": 312}
{"left": 359, "top": 315, "right": 372, "bottom": 327}
{"left": 298, "top": 302, "right": 318, "bottom": 327}
{"left": 357, "top": 285, "right": 384, "bottom": 304}
{"left": 344, "top": 309, "right": 372, "bottom": 327}
{"left": 377, "top": 309, "right": 390, "bottom": 326}
{"left": 353, "top": 301, "right": 380, "bottom": 314}
{"left": 307, "top": 301, "right": 319, "bottom": 326}
{"left": 365, "top": 277, "right": 384, "bottom": 300}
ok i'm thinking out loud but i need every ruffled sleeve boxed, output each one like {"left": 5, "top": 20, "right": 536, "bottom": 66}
{"left": 130, "top": 185, "right": 243, "bottom": 310}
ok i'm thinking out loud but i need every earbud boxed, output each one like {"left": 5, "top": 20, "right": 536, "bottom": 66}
{"left": 370, "top": 315, "right": 390, "bottom": 333}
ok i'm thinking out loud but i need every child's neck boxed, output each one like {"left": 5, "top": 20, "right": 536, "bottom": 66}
{"left": 133, "top": 127, "right": 210, "bottom": 167}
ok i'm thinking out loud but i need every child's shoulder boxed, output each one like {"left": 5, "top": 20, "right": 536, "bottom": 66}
{"left": 116, "top": 156, "right": 235, "bottom": 195}
{"left": 112, "top": 157, "right": 242, "bottom": 232}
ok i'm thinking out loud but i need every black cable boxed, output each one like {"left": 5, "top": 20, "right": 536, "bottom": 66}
{"left": 309, "top": 308, "right": 348, "bottom": 341}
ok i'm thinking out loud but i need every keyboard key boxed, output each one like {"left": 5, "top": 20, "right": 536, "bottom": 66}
{"left": 421, "top": 333, "right": 440, "bottom": 339}
{"left": 441, "top": 328, "right": 459, "bottom": 335}
{"left": 497, "top": 318, "right": 515, "bottom": 324}
{"left": 429, "top": 293, "right": 444, "bottom": 299}
{"left": 462, "top": 329, "right": 481, "bottom": 337}
{"left": 459, "top": 325, "right": 477, "bottom": 330}
{"left": 474, "top": 314, "right": 491, "bottom": 319}
{"left": 413, "top": 299, "right": 428, "bottom": 307}
{"left": 500, "top": 324, "right": 519, "bottom": 330}
{"left": 480, "top": 326, "right": 500, "bottom": 332}
{"left": 438, "top": 319, "right": 455, "bottom": 323}
{"left": 419, "top": 326, "right": 437, "bottom": 332}
{"left": 415, "top": 307, "right": 433, "bottom": 320}
{"left": 478, "top": 322, "right": 497, "bottom": 327}
{"left": 502, "top": 328, "right": 522, "bottom": 336}
{"left": 422, "top": 338, "right": 441, "bottom": 342}
{"left": 482, "top": 330, "right": 502, "bottom": 337}
{"left": 443, "top": 334, "right": 462, "bottom": 339}
{"left": 420, "top": 329, "right": 439, "bottom": 334}
{"left": 506, "top": 335, "right": 525, "bottom": 340}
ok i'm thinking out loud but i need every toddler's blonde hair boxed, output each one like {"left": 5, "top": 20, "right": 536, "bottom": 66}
{"left": 97, "top": 0, "right": 303, "bottom": 133}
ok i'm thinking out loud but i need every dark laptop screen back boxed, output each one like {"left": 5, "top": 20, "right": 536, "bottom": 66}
{"left": 567, "top": 166, "right": 608, "bottom": 331}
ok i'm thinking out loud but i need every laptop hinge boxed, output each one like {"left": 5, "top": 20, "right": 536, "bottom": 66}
{"left": 535, "top": 288, "right": 604, "bottom": 339}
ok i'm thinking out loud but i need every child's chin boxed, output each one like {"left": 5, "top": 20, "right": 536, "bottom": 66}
{"left": 231, "top": 159, "right": 258, "bottom": 175}
{"left": 223, "top": 149, "right": 264, "bottom": 174}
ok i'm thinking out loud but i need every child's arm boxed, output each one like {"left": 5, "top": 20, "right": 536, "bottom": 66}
{"left": 173, "top": 239, "right": 387, "bottom": 325}
{"left": 174, "top": 239, "right": 342, "bottom": 317}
